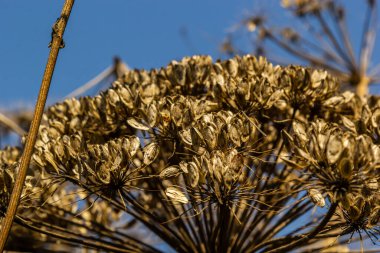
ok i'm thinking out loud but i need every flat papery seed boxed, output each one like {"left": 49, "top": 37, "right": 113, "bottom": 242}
{"left": 128, "top": 136, "right": 140, "bottom": 157}
{"left": 24, "top": 175, "right": 33, "bottom": 188}
{"left": 69, "top": 117, "right": 81, "bottom": 131}
{"left": 179, "top": 161, "right": 188, "bottom": 173}
{"left": 366, "top": 178, "right": 379, "bottom": 190}
{"left": 159, "top": 166, "right": 182, "bottom": 179}
{"left": 292, "top": 121, "right": 308, "bottom": 143}
{"left": 118, "top": 86, "right": 134, "bottom": 109}
{"left": 210, "top": 152, "right": 224, "bottom": 184}
{"left": 143, "top": 142, "right": 160, "bottom": 165}
{"left": 236, "top": 81, "right": 251, "bottom": 100}
{"left": 190, "top": 127, "right": 204, "bottom": 147}
{"left": 173, "top": 63, "right": 187, "bottom": 86}
{"left": 371, "top": 108, "right": 380, "bottom": 128}
{"left": 160, "top": 110, "right": 171, "bottom": 127}
{"left": 127, "top": 118, "right": 150, "bottom": 131}
{"left": 110, "top": 155, "right": 122, "bottom": 171}
{"left": 140, "top": 83, "right": 159, "bottom": 105}
{"left": 311, "top": 70, "right": 327, "bottom": 88}
{"left": 32, "top": 154, "right": 46, "bottom": 168}
{"left": 294, "top": 147, "right": 314, "bottom": 162}
{"left": 308, "top": 189, "right": 325, "bottom": 207}
{"left": 361, "top": 105, "right": 372, "bottom": 124}
{"left": 171, "top": 102, "right": 185, "bottom": 127}
{"left": 226, "top": 59, "right": 238, "bottom": 77}
{"left": 317, "top": 132, "right": 328, "bottom": 152}
{"left": 372, "top": 145, "right": 380, "bottom": 160}
{"left": 187, "top": 161, "right": 200, "bottom": 188}
{"left": 40, "top": 127, "right": 50, "bottom": 144}
{"left": 146, "top": 103, "right": 158, "bottom": 128}
{"left": 323, "top": 96, "right": 344, "bottom": 108}
{"left": 341, "top": 116, "right": 356, "bottom": 133}
{"left": 54, "top": 141, "right": 66, "bottom": 162}
{"left": 44, "top": 151, "right": 61, "bottom": 174}
{"left": 165, "top": 186, "right": 188, "bottom": 204}
{"left": 338, "top": 158, "right": 353, "bottom": 179}
{"left": 228, "top": 122, "right": 242, "bottom": 147}
{"left": 100, "top": 145, "right": 110, "bottom": 160}
{"left": 203, "top": 126, "right": 217, "bottom": 149}
{"left": 49, "top": 120, "right": 65, "bottom": 134}
{"left": 97, "top": 164, "right": 111, "bottom": 184}
{"left": 179, "top": 129, "right": 192, "bottom": 145}
{"left": 326, "top": 134, "right": 343, "bottom": 165}
{"left": 225, "top": 149, "right": 238, "bottom": 164}
{"left": 108, "top": 89, "right": 120, "bottom": 106}
{"left": 265, "top": 89, "right": 284, "bottom": 109}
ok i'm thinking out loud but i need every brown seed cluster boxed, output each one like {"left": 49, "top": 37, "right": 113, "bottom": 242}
{"left": 0, "top": 55, "right": 379, "bottom": 252}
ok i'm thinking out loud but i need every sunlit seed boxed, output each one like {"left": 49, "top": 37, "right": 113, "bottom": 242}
{"left": 326, "top": 133, "right": 343, "bottom": 165}
{"left": 177, "top": 130, "right": 191, "bottom": 146}
{"left": 146, "top": 103, "right": 158, "bottom": 128}
{"left": 179, "top": 161, "right": 189, "bottom": 173}
{"left": 308, "top": 189, "right": 325, "bottom": 207}
{"left": 128, "top": 136, "right": 140, "bottom": 157}
{"left": 127, "top": 117, "right": 150, "bottom": 131}
{"left": 159, "top": 166, "right": 182, "bottom": 179}
{"left": 118, "top": 86, "right": 134, "bottom": 109}
{"left": 366, "top": 178, "right": 379, "bottom": 190}
{"left": 165, "top": 186, "right": 188, "bottom": 204}
{"left": 187, "top": 161, "right": 200, "bottom": 188}
{"left": 143, "top": 142, "right": 160, "bottom": 165}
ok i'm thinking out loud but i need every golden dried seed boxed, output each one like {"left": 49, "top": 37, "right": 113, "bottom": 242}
{"left": 143, "top": 142, "right": 160, "bottom": 165}
{"left": 326, "top": 134, "right": 343, "bottom": 165}
{"left": 187, "top": 161, "right": 200, "bottom": 188}
{"left": 179, "top": 129, "right": 192, "bottom": 145}
{"left": 127, "top": 118, "right": 150, "bottom": 131}
{"left": 165, "top": 186, "right": 188, "bottom": 204}
{"left": 308, "top": 189, "right": 325, "bottom": 207}
{"left": 366, "top": 178, "right": 379, "bottom": 190}
{"left": 128, "top": 136, "right": 140, "bottom": 157}
{"left": 159, "top": 166, "right": 182, "bottom": 179}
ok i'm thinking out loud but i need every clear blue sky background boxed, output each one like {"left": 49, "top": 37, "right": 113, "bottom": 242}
{"left": 0, "top": 0, "right": 379, "bottom": 109}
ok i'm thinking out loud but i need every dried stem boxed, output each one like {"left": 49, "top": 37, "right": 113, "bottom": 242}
{"left": 0, "top": 112, "right": 26, "bottom": 136}
{"left": 0, "top": 0, "right": 75, "bottom": 250}
{"left": 356, "top": 75, "right": 370, "bottom": 98}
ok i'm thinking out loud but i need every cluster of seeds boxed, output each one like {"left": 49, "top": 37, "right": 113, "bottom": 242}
{"left": 0, "top": 55, "right": 379, "bottom": 252}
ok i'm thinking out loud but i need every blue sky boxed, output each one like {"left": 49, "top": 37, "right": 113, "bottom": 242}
{"left": 0, "top": 0, "right": 378, "bottom": 108}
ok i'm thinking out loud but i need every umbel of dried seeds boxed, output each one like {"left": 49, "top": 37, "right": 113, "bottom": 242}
{"left": 0, "top": 55, "right": 379, "bottom": 252}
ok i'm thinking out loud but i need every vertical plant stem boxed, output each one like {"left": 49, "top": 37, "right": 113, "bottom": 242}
{"left": 218, "top": 203, "right": 230, "bottom": 253}
{"left": 0, "top": 0, "right": 75, "bottom": 250}
{"left": 356, "top": 75, "right": 370, "bottom": 97}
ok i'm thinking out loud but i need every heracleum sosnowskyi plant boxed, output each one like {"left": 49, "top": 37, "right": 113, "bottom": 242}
{"left": 222, "top": 0, "right": 379, "bottom": 97}
{"left": 0, "top": 54, "right": 379, "bottom": 252}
